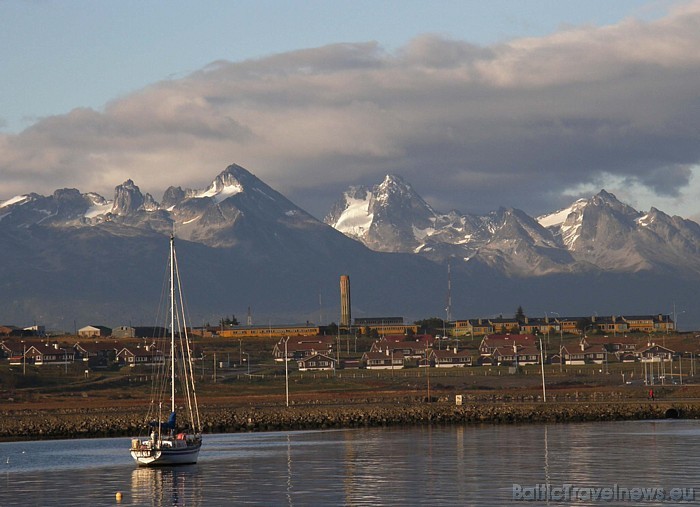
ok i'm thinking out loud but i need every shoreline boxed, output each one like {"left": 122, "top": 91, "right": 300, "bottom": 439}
{"left": 1, "top": 399, "right": 696, "bottom": 442}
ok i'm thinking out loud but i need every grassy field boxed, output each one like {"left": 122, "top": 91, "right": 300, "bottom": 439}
{"left": 1, "top": 332, "right": 698, "bottom": 412}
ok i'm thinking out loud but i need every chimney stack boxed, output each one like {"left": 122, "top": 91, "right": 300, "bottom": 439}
{"left": 340, "top": 275, "right": 352, "bottom": 327}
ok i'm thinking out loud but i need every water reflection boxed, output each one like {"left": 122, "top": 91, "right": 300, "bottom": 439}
{"left": 1, "top": 421, "right": 699, "bottom": 506}
{"left": 131, "top": 465, "right": 202, "bottom": 506}
{"left": 543, "top": 425, "right": 550, "bottom": 490}
{"left": 286, "top": 433, "right": 293, "bottom": 507}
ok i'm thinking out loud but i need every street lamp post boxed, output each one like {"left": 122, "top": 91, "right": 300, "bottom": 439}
{"left": 539, "top": 335, "right": 547, "bottom": 403}
{"left": 549, "top": 312, "right": 563, "bottom": 372}
{"left": 243, "top": 352, "right": 250, "bottom": 376}
{"left": 284, "top": 336, "right": 290, "bottom": 407}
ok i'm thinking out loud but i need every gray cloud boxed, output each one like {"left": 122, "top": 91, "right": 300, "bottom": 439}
{"left": 2, "top": 2, "right": 700, "bottom": 219}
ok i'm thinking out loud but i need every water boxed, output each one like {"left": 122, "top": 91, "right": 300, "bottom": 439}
{"left": 1, "top": 420, "right": 699, "bottom": 506}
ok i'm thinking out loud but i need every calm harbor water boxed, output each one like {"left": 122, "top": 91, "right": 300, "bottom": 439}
{"left": 1, "top": 419, "right": 699, "bottom": 506}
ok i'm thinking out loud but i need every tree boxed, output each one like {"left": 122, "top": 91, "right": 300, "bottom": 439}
{"left": 576, "top": 318, "right": 593, "bottom": 334}
{"left": 515, "top": 306, "right": 526, "bottom": 323}
{"left": 414, "top": 317, "right": 445, "bottom": 334}
{"left": 220, "top": 315, "right": 239, "bottom": 328}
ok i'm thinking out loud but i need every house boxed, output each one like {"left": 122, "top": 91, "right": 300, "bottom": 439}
{"left": 582, "top": 344, "right": 607, "bottom": 364}
{"left": 370, "top": 338, "right": 431, "bottom": 360}
{"left": 272, "top": 338, "right": 333, "bottom": 362}
{"left": 554, "top": 317, "right": 582, "bottom": 335}
{"left": 479, "top": 334, "right": 536, "bottom": 356}
{"left": 582, "top": 335, "right": 636, "bottom": 352}
{"left": 486, "top": 345, "right": 540, "bottom": 366}
{"left": 116, "top": 344, "right": 164, "bottom": 367}
{"left": 560, "top": 342, "right": 607, "bottom": 364}
{"left": 637, "top": 344, "right": 674, "bottom": 362}
{"left": 488, "top": 317, "right": 520, "bottom": 334}
{"left": 428, "top": 348, "right": 472, "bottom": 367}
{"left": 23, "top": 343, "right": 74, "bottom": 366}
{"left": 519, "top": 318, "right": 558, "bottom": 335}
{"left": 490, "top": 347, "right": 518, "bottom": 366}
{"left": 362, "top": 351, "right": 405, "bottom": 369}
{"left": 23, "top": 324, "right": 45, "bottom": 336}
{"left": 560, "top": 344, "right": 586, "bottom": 365}
{"left": 298, "top": 354, "right": 336, "bottom": 372}
{"left": 621, "top": 315, "right": 674, "bottom": 334}
{"left": 1, "top": 339, "right": 44, "bottom": 364}
{"left": 74, "top": 342, "right": 120, "bottom": 367}
{"left": 451, "top": 319, "right": 493, "bottom": 337}
{"left": 593, "top": 316, "right": 629, "bottom": 335}
{"left": 582, "top": 335, "right": 637, "bottom": 360}
{"left": 78, "top": 325, "right": 112, "bottom": 338}
{"left": 516, "top": 346, "right": 542, "bottom": 365}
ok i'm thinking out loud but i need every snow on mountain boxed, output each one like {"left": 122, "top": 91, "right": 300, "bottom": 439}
{"left": 333, "top": 193, "right": 374, "bottom": 238}
{"left": 326, "top": 174, "right": 572, "bottom": 273}
{"left": 192, "top": 169, "right": 244, "bottom": 203}
{"left": 4, "top": 164, "right": 700, "bottom": 329}
{"left": 0, "top": 164, "right": 329, "bottom": 248}
{"left": 0, "top": 163, "right": 451, "bottom": 330}
{"left": 325, "top": 174, "right": 462, "bottom": 255}
{"left": 1, "top": 194, "right": 32, "bottom": 209}
{"left": 327, "top": 179, "right": 700, "bottom": 278}
{"left": 537, "top": 198, "right": 589, "bottom": 248}
{"left": 83, "top": 193, "right": 112, "bottom": 219}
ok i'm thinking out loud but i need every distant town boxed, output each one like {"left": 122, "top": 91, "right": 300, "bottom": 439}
{"left": 0, "top": 309, "right": 682, "bottom": 375}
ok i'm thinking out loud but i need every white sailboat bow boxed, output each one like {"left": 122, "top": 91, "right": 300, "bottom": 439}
{"left": 130, "top": 235, "right": 202, "bottom": 466}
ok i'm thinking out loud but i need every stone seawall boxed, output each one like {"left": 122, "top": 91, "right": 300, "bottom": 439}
{"left": 1, "top": 401, "right": 698, "bottom": 441}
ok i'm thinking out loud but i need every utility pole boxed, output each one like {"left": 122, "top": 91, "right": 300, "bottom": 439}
{"left": 539, "top": 335, "right": 547, "bottom": 402}
{"left": 285, "top": 336, "right": 290, "bottom": 407}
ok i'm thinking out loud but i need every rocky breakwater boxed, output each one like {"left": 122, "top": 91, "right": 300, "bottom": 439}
{"left": 1, "top": 399, "right": 699, "bottom": 441}
{"left": 202, "top": 400, "right": 700, "bottom": 433}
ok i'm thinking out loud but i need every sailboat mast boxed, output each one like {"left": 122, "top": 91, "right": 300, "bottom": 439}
{"left": 170, "top": 234, "right": 176, "bottom": 415}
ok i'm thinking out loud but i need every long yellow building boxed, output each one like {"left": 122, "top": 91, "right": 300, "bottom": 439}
{"left": 218, "top": 324, "right": 322, "bottom": 338}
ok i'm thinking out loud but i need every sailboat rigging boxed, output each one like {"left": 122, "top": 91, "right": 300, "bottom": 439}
{"left": 130, "top": 234, "right": 202, "bottom": 466}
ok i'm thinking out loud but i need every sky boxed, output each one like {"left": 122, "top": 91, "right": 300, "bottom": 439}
{"left": 2, "top": 0, "right": 700, "bottom": 221}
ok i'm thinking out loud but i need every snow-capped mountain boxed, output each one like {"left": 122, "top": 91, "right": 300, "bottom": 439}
{"left": 0, "top": 164, "right": 329, "bottom": 249}
{"left": 326, "top": 175, "right": 574, "bottom": 274}
{"left": 325, "top": 175, "right": 439, "bottom": 253}
{"left": 327, "top": 176, "right": 700, "bottom": 277}
{"left": 2, "top": 164, "right": 700, "bottom": 330}
{"left": 0, "top": 165, "right": 445, "bottom": 329}
{"left": 538, "top": 190, "right": 700, "bottom": 274}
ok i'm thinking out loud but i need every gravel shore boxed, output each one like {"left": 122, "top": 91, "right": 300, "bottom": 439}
{"left": 1, "top": 398, "right": 695, "bottom": 441}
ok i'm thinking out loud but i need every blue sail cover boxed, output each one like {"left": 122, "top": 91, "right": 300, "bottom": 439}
{"left": 149, "top": 411, "right": 176, "bottom": 430}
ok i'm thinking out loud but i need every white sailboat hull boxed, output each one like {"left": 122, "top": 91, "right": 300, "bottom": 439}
{"left": 131, "top": 438, "right": 202, "bottom": 466}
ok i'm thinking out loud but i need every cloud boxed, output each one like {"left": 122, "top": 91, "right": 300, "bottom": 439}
{"left": 2, "top": 2, "right": 700, "bottom": 219}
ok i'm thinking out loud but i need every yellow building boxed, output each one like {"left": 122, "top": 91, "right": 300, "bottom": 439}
{"left": 219, "top": 325, "right": 322, "bottom": 339}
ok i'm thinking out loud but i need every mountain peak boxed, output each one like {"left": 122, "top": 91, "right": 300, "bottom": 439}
{"left": 112, "top": 179, "right": 145, "bottom": 215}
{"left": 592, "top": 189, "right": 622, "bottom": 207}
{"left": 380, "top": 173, "right": 405, "bottom": 187}
{"left": 192, "top": 164, "right": 267, "bottom": 205}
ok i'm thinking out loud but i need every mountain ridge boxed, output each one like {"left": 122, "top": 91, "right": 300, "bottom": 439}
{"left": 1, "top": 164, "right": 697, "bottom": 330}
{"left": 325, "top": 175, "right": 700, "bottom": 278}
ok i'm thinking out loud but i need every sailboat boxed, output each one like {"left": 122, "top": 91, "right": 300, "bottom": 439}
{"left": 130, "top": 234, "right": 202, "bottom": 466}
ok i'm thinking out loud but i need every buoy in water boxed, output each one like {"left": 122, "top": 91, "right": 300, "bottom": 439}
{"left": 115, "top": 491, "right": 122, "bottom": 502}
